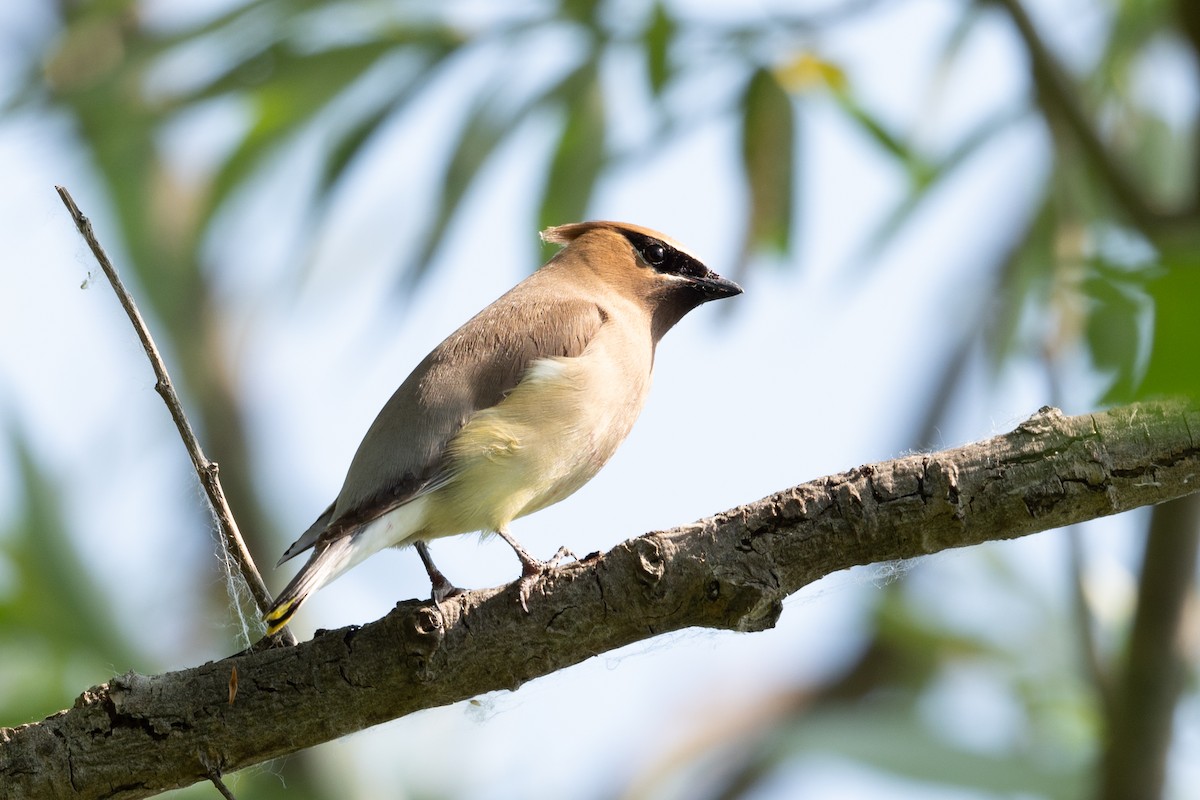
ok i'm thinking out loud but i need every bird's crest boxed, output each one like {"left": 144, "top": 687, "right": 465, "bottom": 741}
{"left": 540, "top": 221, "right": 704, "bottom": 263}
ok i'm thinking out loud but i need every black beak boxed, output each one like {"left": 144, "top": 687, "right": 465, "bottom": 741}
{"left": 690, "top": 270, "right": 743, "bottom": 301}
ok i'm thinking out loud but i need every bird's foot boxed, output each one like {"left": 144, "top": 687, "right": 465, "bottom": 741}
{"left": 429, "top": 572, "right": 463, "bottom": 604}
{"left": 416, "top": 541, "right": 462, "bottom": 604}
{"left": 544, "top": 545, "right": 577, "bottom": 569}
{"left": 515, "top": 546, "right": 577, "bottom": 612}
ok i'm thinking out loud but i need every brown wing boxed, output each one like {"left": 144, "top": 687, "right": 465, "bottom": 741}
{"left": 278, "top": 281, "right": 605, "bottom": 560}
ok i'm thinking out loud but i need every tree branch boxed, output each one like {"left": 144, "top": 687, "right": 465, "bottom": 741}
{"left": 53, "top": 186, "right": 293, "bottom": 647}
{"left": 2, "top": 402, "right": 1197, "bottom": 798}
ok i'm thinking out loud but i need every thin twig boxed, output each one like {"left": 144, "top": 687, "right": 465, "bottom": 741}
{"left": 54, "top": 185, "right": 295, "bottom": 647}
{"left": 207, "top": 769, "right": 238, "bottom": 800}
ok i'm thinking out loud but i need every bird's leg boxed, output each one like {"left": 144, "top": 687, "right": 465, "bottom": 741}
{"left": 415, "top": 541, "right": 461, "bottom": 603}
{"left": 495, "top": 528, "right": 576, "bottom": 612}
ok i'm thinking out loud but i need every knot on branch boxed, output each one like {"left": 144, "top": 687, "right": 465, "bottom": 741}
{"left": 708, "top": 561, "right": 784, "bottom": 633}
{"left": 401, "top": 604, "right": 447, "bottom": 680}
{"left": 684, "top": 521, "right": 781, "bottom": 633}
{"left": 1016, "top": 405, "right": 1065, "bottom": 436}
{"left": 631, "top": 537, "right": 667, "bottom": 589}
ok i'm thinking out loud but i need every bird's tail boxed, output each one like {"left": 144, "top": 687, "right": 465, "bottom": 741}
{"left": 264, "top": 536, "right": 356, "bottom": 635}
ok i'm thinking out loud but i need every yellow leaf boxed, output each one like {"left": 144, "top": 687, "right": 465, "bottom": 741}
{"left": 775, "top": 52, "right": 847, "bottom": 93}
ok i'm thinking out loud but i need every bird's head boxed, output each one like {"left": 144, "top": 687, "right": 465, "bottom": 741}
{"left": 541, "top": 221, "right": 742, "bottom": 340}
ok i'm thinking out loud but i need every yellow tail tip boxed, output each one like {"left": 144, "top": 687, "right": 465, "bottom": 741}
{"left": 263, "top": 601, "right": 297, "bottom": 636}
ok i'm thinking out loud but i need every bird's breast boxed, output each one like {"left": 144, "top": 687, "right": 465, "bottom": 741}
{"left": 422, "top": 324, "right": 653, "bottom": 535}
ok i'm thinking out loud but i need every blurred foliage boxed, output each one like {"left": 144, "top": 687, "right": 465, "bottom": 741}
{"left": 21, "top": 0, "right": 805, "bottom": 293}
{"left": 0, "top": 430, "right": 138, "bottom": 726}
{"left": 622, "top": 565, "right": 1102, "bottom": 800}
{"left": 4, "top": 0, "right": 1200, "bottom": 798}
{"left": 739, "top": 66, "right": 795, "bottom": 270}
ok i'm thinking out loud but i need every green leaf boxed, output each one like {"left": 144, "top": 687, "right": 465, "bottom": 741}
{"left": 315, "top": 54, "right": 453, "bottom": 198}
{"left": 561, "top": 0, "right": 602, "bottom": 23}
{"left": 1084, "top": 267, "right": 1147, "bottom": 402}
{"left": 987, "top": 197, "right": 1055, "bottom": 370}
{"left": 835, "top": 90, "right": 914, "bottom": 166}
{"left": 1137, "top": 261, "right": 1200, "bottom": 401}
{"left": 318, "top": 102, "right": 395, "bottom": 195}
{"left": 643, "top": 2, "right": 675, "bottom": 96}
{"left": 402, "top": 56, "right": 602, "bottom": 288}
{"left": 740, "top": 67, "right": 795, "bottom": 255}
{"left": 0, "top": 430, "right": 140, "bottom": 724}
{"left": 204, "top": 41, "right": 402, "bottom": 220}
{"left": 854, "top": 108, "right": 1027, "bottom": 267}
{"left": 401, "top": 97, "right": 521, "bottom": 288}
{"left": 537, "top": 61, "right": 606, "bottom": 254}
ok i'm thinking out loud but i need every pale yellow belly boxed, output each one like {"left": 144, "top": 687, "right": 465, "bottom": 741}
{"left": 419, "top": 350, "right": 648, "bottom": 537}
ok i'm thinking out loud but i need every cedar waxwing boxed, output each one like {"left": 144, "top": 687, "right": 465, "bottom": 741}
{"left": 264, "top": 221, "right": 742, "bottom": 634}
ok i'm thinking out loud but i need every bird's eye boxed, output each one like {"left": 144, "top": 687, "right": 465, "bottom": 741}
{"left": 644, "top": 243, "right": 666, "bottom": 265}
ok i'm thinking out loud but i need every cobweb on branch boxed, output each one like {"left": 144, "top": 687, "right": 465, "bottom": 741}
{"left": 200, "top": 491, "right": 260, "bottom": 648}
{"left": 869, "top": 558, "right": 918, "bottom": 588}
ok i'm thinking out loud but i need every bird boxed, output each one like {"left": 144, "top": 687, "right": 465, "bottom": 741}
{"left": 263, "top": 220, "right": 742, "bottom": 635}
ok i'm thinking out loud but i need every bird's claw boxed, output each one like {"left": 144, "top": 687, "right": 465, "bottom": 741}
{"left": 545, "top": 545, "right": 577, "bottom": 568}
{"left": 429, "top": 575, "right": 463, "bottom": 604}
{"left": 515, "top": 546, "right": 578, "bottom": 612}
{"left": 417, "top": 540, "right": 462, "bottom": 604}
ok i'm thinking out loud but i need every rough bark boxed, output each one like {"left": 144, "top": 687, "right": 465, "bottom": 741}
{"left": 2, "top": 402, "right": 1198, "bottom": 799}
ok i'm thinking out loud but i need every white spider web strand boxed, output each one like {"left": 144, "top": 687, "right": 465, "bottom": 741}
{"left": 198, "top": 485, "right": 260, "bottom": 648}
